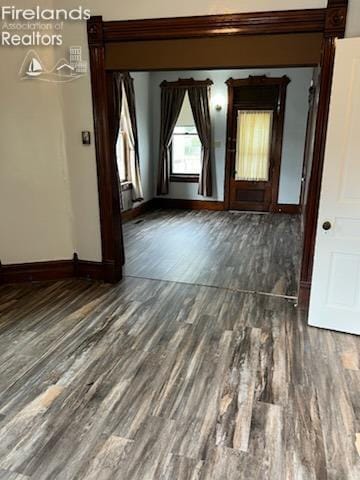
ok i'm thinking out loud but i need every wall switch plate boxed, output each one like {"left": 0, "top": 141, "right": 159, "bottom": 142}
{"left": 82, "top": 131, "right": 91, "bottom": 145}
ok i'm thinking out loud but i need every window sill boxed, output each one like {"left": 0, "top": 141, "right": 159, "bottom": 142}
{"left": 170, "top": 174, "right": 199, "bottom": 183}
{"left": 120, "top": 181, "right": 133, "bottom": 192}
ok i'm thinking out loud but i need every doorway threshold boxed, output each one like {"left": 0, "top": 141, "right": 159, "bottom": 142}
{"left": 228, "top": 210, "right": 270, "bottom": 215}
{"left": 124, "top": 274, "right": 297, "bottom": 302}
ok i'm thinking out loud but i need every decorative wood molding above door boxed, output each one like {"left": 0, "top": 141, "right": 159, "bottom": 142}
{"left": 101, "top": 10, "right": 327, "bottom": 42}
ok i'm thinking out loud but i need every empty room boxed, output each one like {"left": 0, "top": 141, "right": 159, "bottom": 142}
{"left": 1, "top": 0, "right": 360, "bottom": 479}
{"left": 119, "top": 66, "right": 314, "bottom": 298}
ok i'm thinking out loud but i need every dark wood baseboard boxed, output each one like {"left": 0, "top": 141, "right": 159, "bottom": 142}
{"left": 154, "top": 198, "right": 300, "bottom": 214}
{"left": 0, "top": 260, "right": 74, "bottom": 284}
{"left": 76, "top": 260, "right": 105, "bottom": 281}
{"left": 0, "top": 255, "right": 106, "bottom": 285}
{"left": 298, "top": 280, "right": 311, "bottom": 309}
{"left": 155, "top": 198, "right": 225, "bottom": 211}
{"left": 73, "top": 253, "right": 105, "bottom": 281}
{"left": 271, "top": 203, "right": 301, "bottom": 214}
{"left": 121, "top": 199, "right": 157, "bottom": 222}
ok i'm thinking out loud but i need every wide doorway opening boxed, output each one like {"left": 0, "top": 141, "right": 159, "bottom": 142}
{"left": 113, "top": 66, "right": 319, "bottom": 298}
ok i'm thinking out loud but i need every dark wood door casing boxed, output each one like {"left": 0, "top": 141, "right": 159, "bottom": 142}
{"left": 87, "top": 1, "right": 348, "bottom": 305}
{"left": 87, "top": 17, "right": 123, "bottom": 282}
{"left": 224, "top": 76, "right": 289, "bottom": 212}
{"left": 299, "top": 68, "right": 321, "bottom": 225}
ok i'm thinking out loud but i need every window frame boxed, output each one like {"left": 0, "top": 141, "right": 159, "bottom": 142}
{"left": 116, "top": 91, "right": 134, "bottom": 189}
{"left": 170, "top": 125, "right": 201, "bottom": 183}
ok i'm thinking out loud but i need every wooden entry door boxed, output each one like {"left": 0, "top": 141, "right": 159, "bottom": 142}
{"left": 225, "top": 76, "right": 289, "bottom": 212}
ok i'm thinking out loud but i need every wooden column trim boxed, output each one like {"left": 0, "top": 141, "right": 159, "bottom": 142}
{"left": 88, "top": 16, "right": 122, "bottom": 283}
{"left": 102, "top": 9, "right": 326, "bottom": 42}
{"left": 299, "top": 0, "right": 348, "bottom": 307}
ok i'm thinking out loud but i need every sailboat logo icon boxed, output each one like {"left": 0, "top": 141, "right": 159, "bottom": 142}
{"left": 19, "top": 48, "right": 87, "bottom": 83}
{"left": 26, "top": 57, "right": 43, "bottom": 77}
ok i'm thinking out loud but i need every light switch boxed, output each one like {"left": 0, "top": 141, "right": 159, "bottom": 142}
{"left": 82, "top": 131, "right": 91, "bottom": 145}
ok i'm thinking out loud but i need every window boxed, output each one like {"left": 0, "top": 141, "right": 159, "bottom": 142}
{"left": 235, "top": 110, "right": 273, "bottom": 182}
{"left": 116, "top": 87, "right": 135, "bottom": 184}
{"left": 171, "top": 93, "right": 201, "bottom": 181}
{"left": 172, "top": 125, "right": 201, "bottom": 176}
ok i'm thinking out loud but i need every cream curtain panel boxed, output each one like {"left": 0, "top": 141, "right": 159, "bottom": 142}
{"left": 118, "top": 84, "right": 137, "bottom": 186}
{"left": 235, "top": 110, "right": 273, "bottom": 182}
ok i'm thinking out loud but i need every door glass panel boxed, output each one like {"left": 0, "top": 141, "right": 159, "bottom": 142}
{"left": 235, "top": 110, "right": 273, "bottom": 181}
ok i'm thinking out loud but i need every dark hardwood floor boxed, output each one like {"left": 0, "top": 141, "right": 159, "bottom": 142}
{"left": 0, "top": 276, "right": 360, "bottom": 479}
{"left": 123, "top": 209, "right": 301, "bottom": 297}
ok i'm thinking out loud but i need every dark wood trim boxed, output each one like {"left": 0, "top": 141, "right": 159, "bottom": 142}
{"left": 224, "top": 81, "right": 234, "bottom": 210}
{"left": 299, "top": 0, "right": 348, "bottom": 308}
{"left": 224, "top": 75, "right": 289, "bottom": 212}
{"left": 226, "top": 75, "right": 290, "bottom": 87}
{"left": 102, "top": 9, "right": 326, "bottom": 43}
{"left": 298, "top": 280, "right": 311, "bottom": 309}
{"left": 76, "top": 261, "right": 105, "bottom": 281}
{"left": 0, "top": 260, "right": 74, "bottom": 284}
{"left": 121, "top": 199, "right": 157, "bottom": 222}
{"left": 87, "top": 1, "right": 348, "bottom": 303}
{"left": 160, "top": 78, "right": 213, "bottom": 88}
{"left": 325, "top": 1, "right": 348, "bottom": 36}
{"left": 88, "top": 16, "right": 123, "bottom": 283}
{"left": 73, "top": 253, "right": 104, "bottom": 281}
{"left": 271, "top": 203, "right": 301, "bottom": 214}
{"left": 155, "top": 198, "right": 225, "bottom": 211}
{"left": 170, "top": 174, "right": 199, "bottom": 183}
{"left": 299, "top": 81, "right": 318, "bottom": 212}
{"left": 0, "top": 256, "right": 105, "bottom": 285}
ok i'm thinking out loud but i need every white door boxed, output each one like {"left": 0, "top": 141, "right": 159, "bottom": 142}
{"left": 309, "top": 38, "right": 360, "bottom": 335}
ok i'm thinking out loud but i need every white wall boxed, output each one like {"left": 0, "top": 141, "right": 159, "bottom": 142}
{"left": 72, "top": 1, "right": 327, "bottom": 20}
{"left": 1, "top": 0, "right": 360, "bottom": 264}
{"left": 0, "top": 0, "right": 74, "bottom": 264}
{"left": 346, "top": 1, "right": 360, "bottom": 38}
{"left": 151, "top": 68, "right": 313, "bottom": 204}
{"left": 59, "top": 20, "right": 102, "bottom": 261}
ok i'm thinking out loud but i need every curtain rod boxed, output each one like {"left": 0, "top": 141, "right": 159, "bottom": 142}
{"left": 160, "top": 78, "right": 213, "bottom": 88}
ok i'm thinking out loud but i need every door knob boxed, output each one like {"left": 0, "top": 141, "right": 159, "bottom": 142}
{"left": 322, "top": 221, "right": 332, "bottom": 231}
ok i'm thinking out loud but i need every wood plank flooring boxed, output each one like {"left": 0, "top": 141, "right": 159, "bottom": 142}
{"left": 0, "top": 277, "right": 360, "bottom": 479}
{"left": 123, "top": 209, "right": 301, "bottom": 297}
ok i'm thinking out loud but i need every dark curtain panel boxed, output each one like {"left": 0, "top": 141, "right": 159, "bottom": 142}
{"left": 188, "top": 86, "right": 213, "bottom": 196}
{"left": 157, "top": 86, "right": 187, "bottom": 195}
{"left": 113, "top": 72, "right": 144, "bottom": 202}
